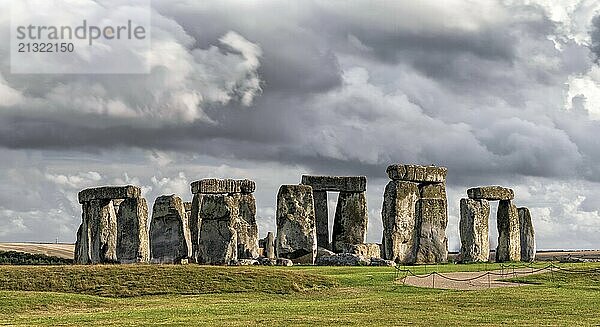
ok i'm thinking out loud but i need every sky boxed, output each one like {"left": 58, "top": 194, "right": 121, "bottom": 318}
{"left": 1, "top": 0, "right": 600, "bottom": 251}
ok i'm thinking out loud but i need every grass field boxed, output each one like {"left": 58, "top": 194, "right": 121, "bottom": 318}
{"left": 0, "top": 262, "right": 599, "bottom": 326}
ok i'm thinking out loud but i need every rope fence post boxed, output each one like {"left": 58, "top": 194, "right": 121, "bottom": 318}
{"left": 432, "top": 272, "right": 435, "bottom": 288}
{"left": 487, "top": 272, "right": 491, "bottom": 289}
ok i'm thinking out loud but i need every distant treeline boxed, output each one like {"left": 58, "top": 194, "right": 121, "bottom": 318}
{"left": 0, "top": 251, "right": 73, "bottom": 265}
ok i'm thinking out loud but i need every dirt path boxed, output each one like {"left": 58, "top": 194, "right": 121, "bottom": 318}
{"left": 400, "top": 267, "right": 545, "bottom": 290}
{"left": 0, "top": 243, "right": 74, "bottom": 259}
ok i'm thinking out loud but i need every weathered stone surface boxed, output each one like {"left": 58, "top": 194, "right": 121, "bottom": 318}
{"left": 316, "top": 246, "right": 335, "bottom": 258}
{"left": 420, "top": 183, "right": 447, "bottom": 199}
{"left": 381, "top": 181, "right": 419, "bottom": 263}
{"left": 313, "top": 190, "right": 329, "bottom": 250}
{"left": 237, "top": 193, "right": 260, "bottom": 259}
{"left": 276, "top": 258, "right": 294, "bottom": 266}
{"left": 188, "top": 194, "right": 203, "bottom": 263}
{"left": 467, "top": 186, "right": 514, "bottom": 201}
{"left": 197, "top": 194, "right": 238, "bottom": 265}
{"left": 183, "top": 202, "right": 192, "bottom": 212}
{"left": 231, "top": 259, "right": 260, "bottom": 266}
{"left": 415, "top": 198, "right": 448, "bottom": 263}
{"left": 78, "top": 185, "right": 141, "bottom": 204}
{"left": 459, "top": 198, "right": 490, "bottom": 263}
{"left": 276, "top": 185, "right": 317, "bottom": 264}
{"left": 343, "top": 243, "right": 381, "bottom": 259}
{"left": 332, "top": 192, "right": 368, "bottom": 252}
{"left": 190, "top": 179, "right": 255, "bottom": 194}
{"left": 150, "top": 195, "right": 192, "bottom": 264}
{"left": 315, "top": 253, "right": 369, "bottom": 266}
{"left": 386, "top": 165, "right": 447, "bottom": 183}
{"left": 301, "top": 175, "right": 367, "bottom": 192}
{"left": 259, "top": 257, "right": 277, "bottom": 266}
{"left": 369, "top": 258, "right": 396, "bottom": 267}
{"left": 75, "top": 199, "right": 118, "bottom": 264}
{"left": 265, "top": 231, "right": 275, "bottom": 259}
{"left": 496, "top": 200, "right": 521, "bottom": 262}
{"left": 518, "top": 207, "right": 535, "bottom": 262}
{"left": 116, "top": 197, "right": 150, "bottom": 263}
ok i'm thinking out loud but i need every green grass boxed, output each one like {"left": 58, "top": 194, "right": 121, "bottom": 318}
{"left": 1, "top": 263, "right": 599, "bottom": 326}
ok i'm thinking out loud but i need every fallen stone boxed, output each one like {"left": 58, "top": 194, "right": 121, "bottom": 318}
{"left": 381, "top": 180, "right": 419, "bottom": 264}
{"left": 276, "top": 258, "right": 294, "bottom": 266}
{"left": 316, "top": 246, "right": 335, "bottom": 258}
{"left": 236, "top": 193, "right": 260, "bottom": 259}
{"left": 496, "top": 200, "right": 521, "bottom": 262}
{"left": 301, "top": 175, "right": 367, "bottom": 192}
{"left": 231, "top": 259, "right": 260, "bottom": 266}
{"left": 369, "top": 258, "right": 396, "bottom": 267}
{"left": 415, "top": 198, "right": 448, "bottom": 263}
{"left": 518, "top": 207, "right": 535, "bottom": 262}
{"left": 342, "top": 243, "right": 381, "bottom": 259}
{"left": 258, "top": 257, "right": 277, "bottom": 266}
{"left": 467, "top": 186, "right": 514, "bottom": 201}
{"left": 312, "top": 190, "right": 329, "bottom": 249}
{"left": 264, "top": 231, "right": 275, "bottom": 259}
{"left": 190, "top": 179, "right": 255, "bottom": 194}
{"left": 197, "top": 194, "right": 238, "bottom": 265}
{"left": 386, "top": 165, "right": 447, "bottom": 183}
{"left": 315, "top": 253, "right": 369, "bottom": 266}
{"left": 149, "top": 195, "right": 192, "bottom": 264}
{"left": 459, "top": 198, "right": 490, "bottom": 263}
{"left": 275, "top": 185, "right": 317, "bottom": 264}
{"left": 332, "top": 191, "right": 368, "bottom": 252}
{"left": 116, "top": 197, "right": 150, "bottom": 263}
{"left": 78, "top": 185, "right": 141, "bottom": 204}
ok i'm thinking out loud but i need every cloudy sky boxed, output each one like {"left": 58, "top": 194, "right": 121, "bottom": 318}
{"left": 1, "top": 0, "right": 600, "bottom": 251}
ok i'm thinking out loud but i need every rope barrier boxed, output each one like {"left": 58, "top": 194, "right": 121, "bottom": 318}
{"left": 394, "top": 262, "right": 600, "bottom": 287}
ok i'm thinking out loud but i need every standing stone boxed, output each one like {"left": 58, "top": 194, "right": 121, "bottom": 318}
{"left": 197, "top": 194, "right": 238, "bottom": 265}
{"left": 150, "top": 195, "right": 191, "bottom": 264}
{"left": 415, "top": 198, "right": 448, "bottom": 263}
{"left": 313, "top": 191, "right": 329, "bottom": 250}
{"left": 74, "top": 205, "right": 91, "bottom": 264}
{"left": 332, "top": 192, "right": 368, "bottom": 252}
{"left": 496, "top": 200, "right": 521, "bottom": 262}
{"left": 188, "top": 194, "right": 203, "bottom": 263}
{"left": 237, "top": 193, "right": 260, "bottom": 259}
{"left": 518, "top": 207, "right": 535, "bottom": 262}
{"left": 265, "top": 231, "right": 275, "bottom": 259}
{"left": 88, "top": 199, "right": 118, "bottom": 263}
{"left": 381, "top": 180, "right": 419, "bottom": 263}
{"left": 276, "top": 185, "right": 317, "bottom": 264}
{"left": 459, "top": 198, "right": 490, "bottom": 263}
{"left": 116, "top": 197, "right": 149, "bottom": 263}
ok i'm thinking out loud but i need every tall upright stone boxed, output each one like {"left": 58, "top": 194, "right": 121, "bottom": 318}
{"left": 518, "top": 207, "right": 535, "bottom": 262}
{"left": 276, "top": 185, "right": 317, "bottom": 264}
{"left": 381, "top": 180, "right": 420, "bottom": 263}
{"left": 87, "top": 199, "right": 118, "bottom": 263}
{"left": 237, "top": 193, "right": 260, "bottom": 259}
{"left": 116, "top": 197, "right": 149, "bottom": 263}
{"left": 496, "top": 200, "right": 521, "bottom": 262}
{"left": 188, "top": 194, "right": 203, "bottom": 263}
{"left": 197, "top": 194, "right": 238, "bottom": 265}
{"left": 459, "top": 198, "right": 490, "bottom": 262}
{"left": 150, "top": 195, "right": 191, "bottom": 264}
{"left": 414, "top": 183, "right": 448, "bottom": 263}
{"left": 265, "top": 231, "right": 275, "bottom": 259}
{"left": 332, "top": 192, "right": 368, "bottom": 252}
{"left": 313, "top": 191, "right": 329, "bottom": 250}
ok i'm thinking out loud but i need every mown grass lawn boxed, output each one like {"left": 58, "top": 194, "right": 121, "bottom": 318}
{"left": 0, "top": 262, "right": 599, "bottom": 326}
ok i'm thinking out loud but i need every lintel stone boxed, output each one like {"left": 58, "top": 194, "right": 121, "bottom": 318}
{"left": 467, "top": 186, "right": 514, "bottom": 201}
{"left": 78, "top": 185, "right": 141, "bottom": 204}
{"left": 386, "top": 164, "right": 447, "bottom": 183}
{"left": 301, "top": 175, "right": 366, "bottom": 192}
{"left": 191, "top": 179, "right": 256, "bottom": 194}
